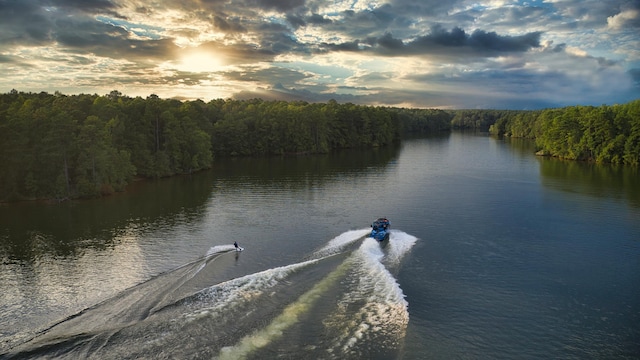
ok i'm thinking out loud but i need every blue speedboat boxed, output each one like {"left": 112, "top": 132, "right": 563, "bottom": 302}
{"left": 370, "top": 218, "right": 390, "bottom": 241}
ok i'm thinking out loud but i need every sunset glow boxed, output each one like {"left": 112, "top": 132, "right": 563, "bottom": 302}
{"left": 0, "top": 0, "right": 638, "bottom": 108}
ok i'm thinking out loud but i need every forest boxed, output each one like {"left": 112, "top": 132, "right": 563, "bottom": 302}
{"left": 0, "top": 90, "right": 638, "bottom": 202}
{"left": 0, "top": 90, "right": 448, "bottom": 201}
{"left": 489, "top": 99, "right": 640, "bottom": 165}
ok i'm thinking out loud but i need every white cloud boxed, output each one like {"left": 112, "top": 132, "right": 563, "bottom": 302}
{"left": 607, "top": 8, "right": 640, "bottom": 30}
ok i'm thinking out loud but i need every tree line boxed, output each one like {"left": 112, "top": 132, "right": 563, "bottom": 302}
{"left": 1, "top": 90, "right": 637, "bottom": 202}
{"left": 0, "top": 91, "right": 450, "bottom": 201}
{"left": 489, "top": 99, "right": 640, "bottom": 165}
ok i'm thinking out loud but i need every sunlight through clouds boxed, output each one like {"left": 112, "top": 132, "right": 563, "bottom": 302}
{"left": 0, "top": 0, "right": 637, "bottom": 108}
{"left": 176, "top": 51, "right": 225, "bottom": 73}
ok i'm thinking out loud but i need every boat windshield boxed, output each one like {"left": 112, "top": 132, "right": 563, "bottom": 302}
{"left": 372, "top": 218, "right": 389, "bottom": 229}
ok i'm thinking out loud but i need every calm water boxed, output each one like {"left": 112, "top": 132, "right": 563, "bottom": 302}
{"left": 1, "top": 132, "right": 639, "bottom": 359}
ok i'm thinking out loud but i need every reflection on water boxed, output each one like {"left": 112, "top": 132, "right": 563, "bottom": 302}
{"left": 0, "top": 144, "right": 402, "bottom": 354}
{"left": 502, "top": 136, "right": 537, "bottom": 158}
{"left": 498, "top": 135, "right": 640, "bottom": 208}
{"left": 2, "top": 133, "right": 639, "bottom": 359}
{"left": 0, "top": 173, "right": 214, "bottom": 261}
{"left": 539, "top": 156, "right": 640, "bottom": 208}
{"left": 0, "top": 144, "right": 400, "bottom": 262}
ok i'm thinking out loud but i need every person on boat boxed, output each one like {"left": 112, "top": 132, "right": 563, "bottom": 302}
{"left": 234, "top": 241, "right": 239, "bottom": 251}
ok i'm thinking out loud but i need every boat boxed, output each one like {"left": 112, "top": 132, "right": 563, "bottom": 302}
{"left": 369, "top": 218, "right": 390, "bottom": 241}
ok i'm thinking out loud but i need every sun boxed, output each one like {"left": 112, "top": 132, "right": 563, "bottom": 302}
{"left": 177, "top": 51, "right": 223, "bottom": 73}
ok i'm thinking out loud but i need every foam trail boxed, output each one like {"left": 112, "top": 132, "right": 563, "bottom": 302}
{"left": 311, "top": 229, "right": 370, "bottom": 259}
{"left": 181, "top": 257, "right": 323, "bottom": 323}
{"left": 6, "top": 230, "right": 417, "bottom": 359}
{"left": 207, "top": 244, "right": 236, "bottom": 256}
{"left": 216, "top": 232, "right": 418, "bottom": 359}
{"left": 324, "top": 235, "right": 417, "bottom": 357}
{"left": 385, "top": 231, "right": 418, "bottom": 266}
{"left": 216, "top": 259, "right": 350, "bottom": 360}
{"left": 148, "top": 244, "right": 241, "bottom": 314}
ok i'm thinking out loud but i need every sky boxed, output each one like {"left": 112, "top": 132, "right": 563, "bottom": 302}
{"left": 0, "top": 0, "right": 639, "bottom": 109}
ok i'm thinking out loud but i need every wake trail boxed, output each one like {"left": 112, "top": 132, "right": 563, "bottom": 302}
{"left": 309, "top": 229, "right": 371, "bottom": 259}
{"left": 216, "top": 230, "right": 418, "bottom": 359}
{"left": 4, "top": 230, "right": 418, "bottom": 360}
{"left": 323, "top": 232, "right": 417, "bottom": 358}
{"left": 216, "top": 257, "right": 352, "bottom": 360}
{"left": 3, "top": 246, "right": 235, "bottom": 358}
{"left": 158, "top": 233, "right": 368, "bottom": 318}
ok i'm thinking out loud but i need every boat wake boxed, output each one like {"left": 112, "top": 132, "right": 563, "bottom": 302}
{"left": 3, "top": 230, "right": 417, "bottom": 359}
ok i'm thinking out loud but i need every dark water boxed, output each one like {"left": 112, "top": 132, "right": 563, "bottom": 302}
{"left": 1, "top": 133, "right": 639, "bottom": 359}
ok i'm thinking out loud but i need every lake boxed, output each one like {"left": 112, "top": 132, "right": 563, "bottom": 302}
{"left": 1, "top": 132, "right": 639, "bottom": 359}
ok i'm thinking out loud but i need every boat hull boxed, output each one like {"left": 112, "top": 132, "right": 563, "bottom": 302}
{"left": 370, "top": 229, "right": 390, "bottom": 241}
{"left": 369, "top": 218, "right": 390, "bottom": 241}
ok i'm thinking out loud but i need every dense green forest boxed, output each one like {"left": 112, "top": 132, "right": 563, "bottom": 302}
{"left": 1, "top": 90, "right": 637, "bottom": 202}
{"left": 0, "top": 90, "right": 450, "bottom": 201}
{"left": 489, "top": 99, "right": 640, "bottom": 165}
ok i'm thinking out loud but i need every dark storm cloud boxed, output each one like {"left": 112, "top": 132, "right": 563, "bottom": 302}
{"left": 247, "top": 0, "right": 305, "bottom": 12}
{"left": 285, "top": 13, "right": 332, "bottom": 29}
{"left": 49, "top": 0, "right": 119, "bottom": 14}
{"left": 397, "top": 26, "right": 542, "bottom": 54}
{"left": 0, "top": 1, "right": 54, "bottom": 45}
{"left": 376, "top": 33, "right": 404, "bottom": 50}
{"left": 285, "top": 14, "right": 307, "bottom": 29}
{"left": 321, "top": 26, "right": 541, "bottom": 58}
{"left": 307, "top": 13, "right": 332, "bottom": 25}
{"left": 213, "top": 15, "right": 246, "bottom": 33}
{"left": 255, "top": 22, "right": 298, "bottom": 49}
{"left": 53, "top": 18, "right": 176, "bottom": 60}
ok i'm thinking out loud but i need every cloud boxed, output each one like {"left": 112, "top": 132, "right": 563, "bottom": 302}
{"left": 0, "top": 1, "right": 54, "bottom": 46}
{"left": 0, "top": 0, "right": 638, "bottom": 109}
{"left": 607, "top": 8, "right": 640, "bottom": 30}
{"left": 320, "top": 26, "right": 541, "bottom": 60}
{"left": 0, "top": 54, "right": 22, "bottom": 65}
{"left": 248, "top": 0, "right": 305, "bottom": 12}
{"left": 54, "top": 19, "right": 177, "bottom": 60}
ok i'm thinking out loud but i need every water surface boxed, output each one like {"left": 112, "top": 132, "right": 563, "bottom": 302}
{"left": 2, "top": 133, "right": 639, "bottom": 359}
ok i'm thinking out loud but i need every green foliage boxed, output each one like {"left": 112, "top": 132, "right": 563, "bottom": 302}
{"left": 0, "top": 92, "right": 407, "bottom": 201}
{"left": 389, "top": 108, "right": 451, "bottom": 133}
{"left": 488, "top": 100, "right": 640, "bottom": 165}
{"left": 2, "top": 90, "right": 636, "bottom": 202}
